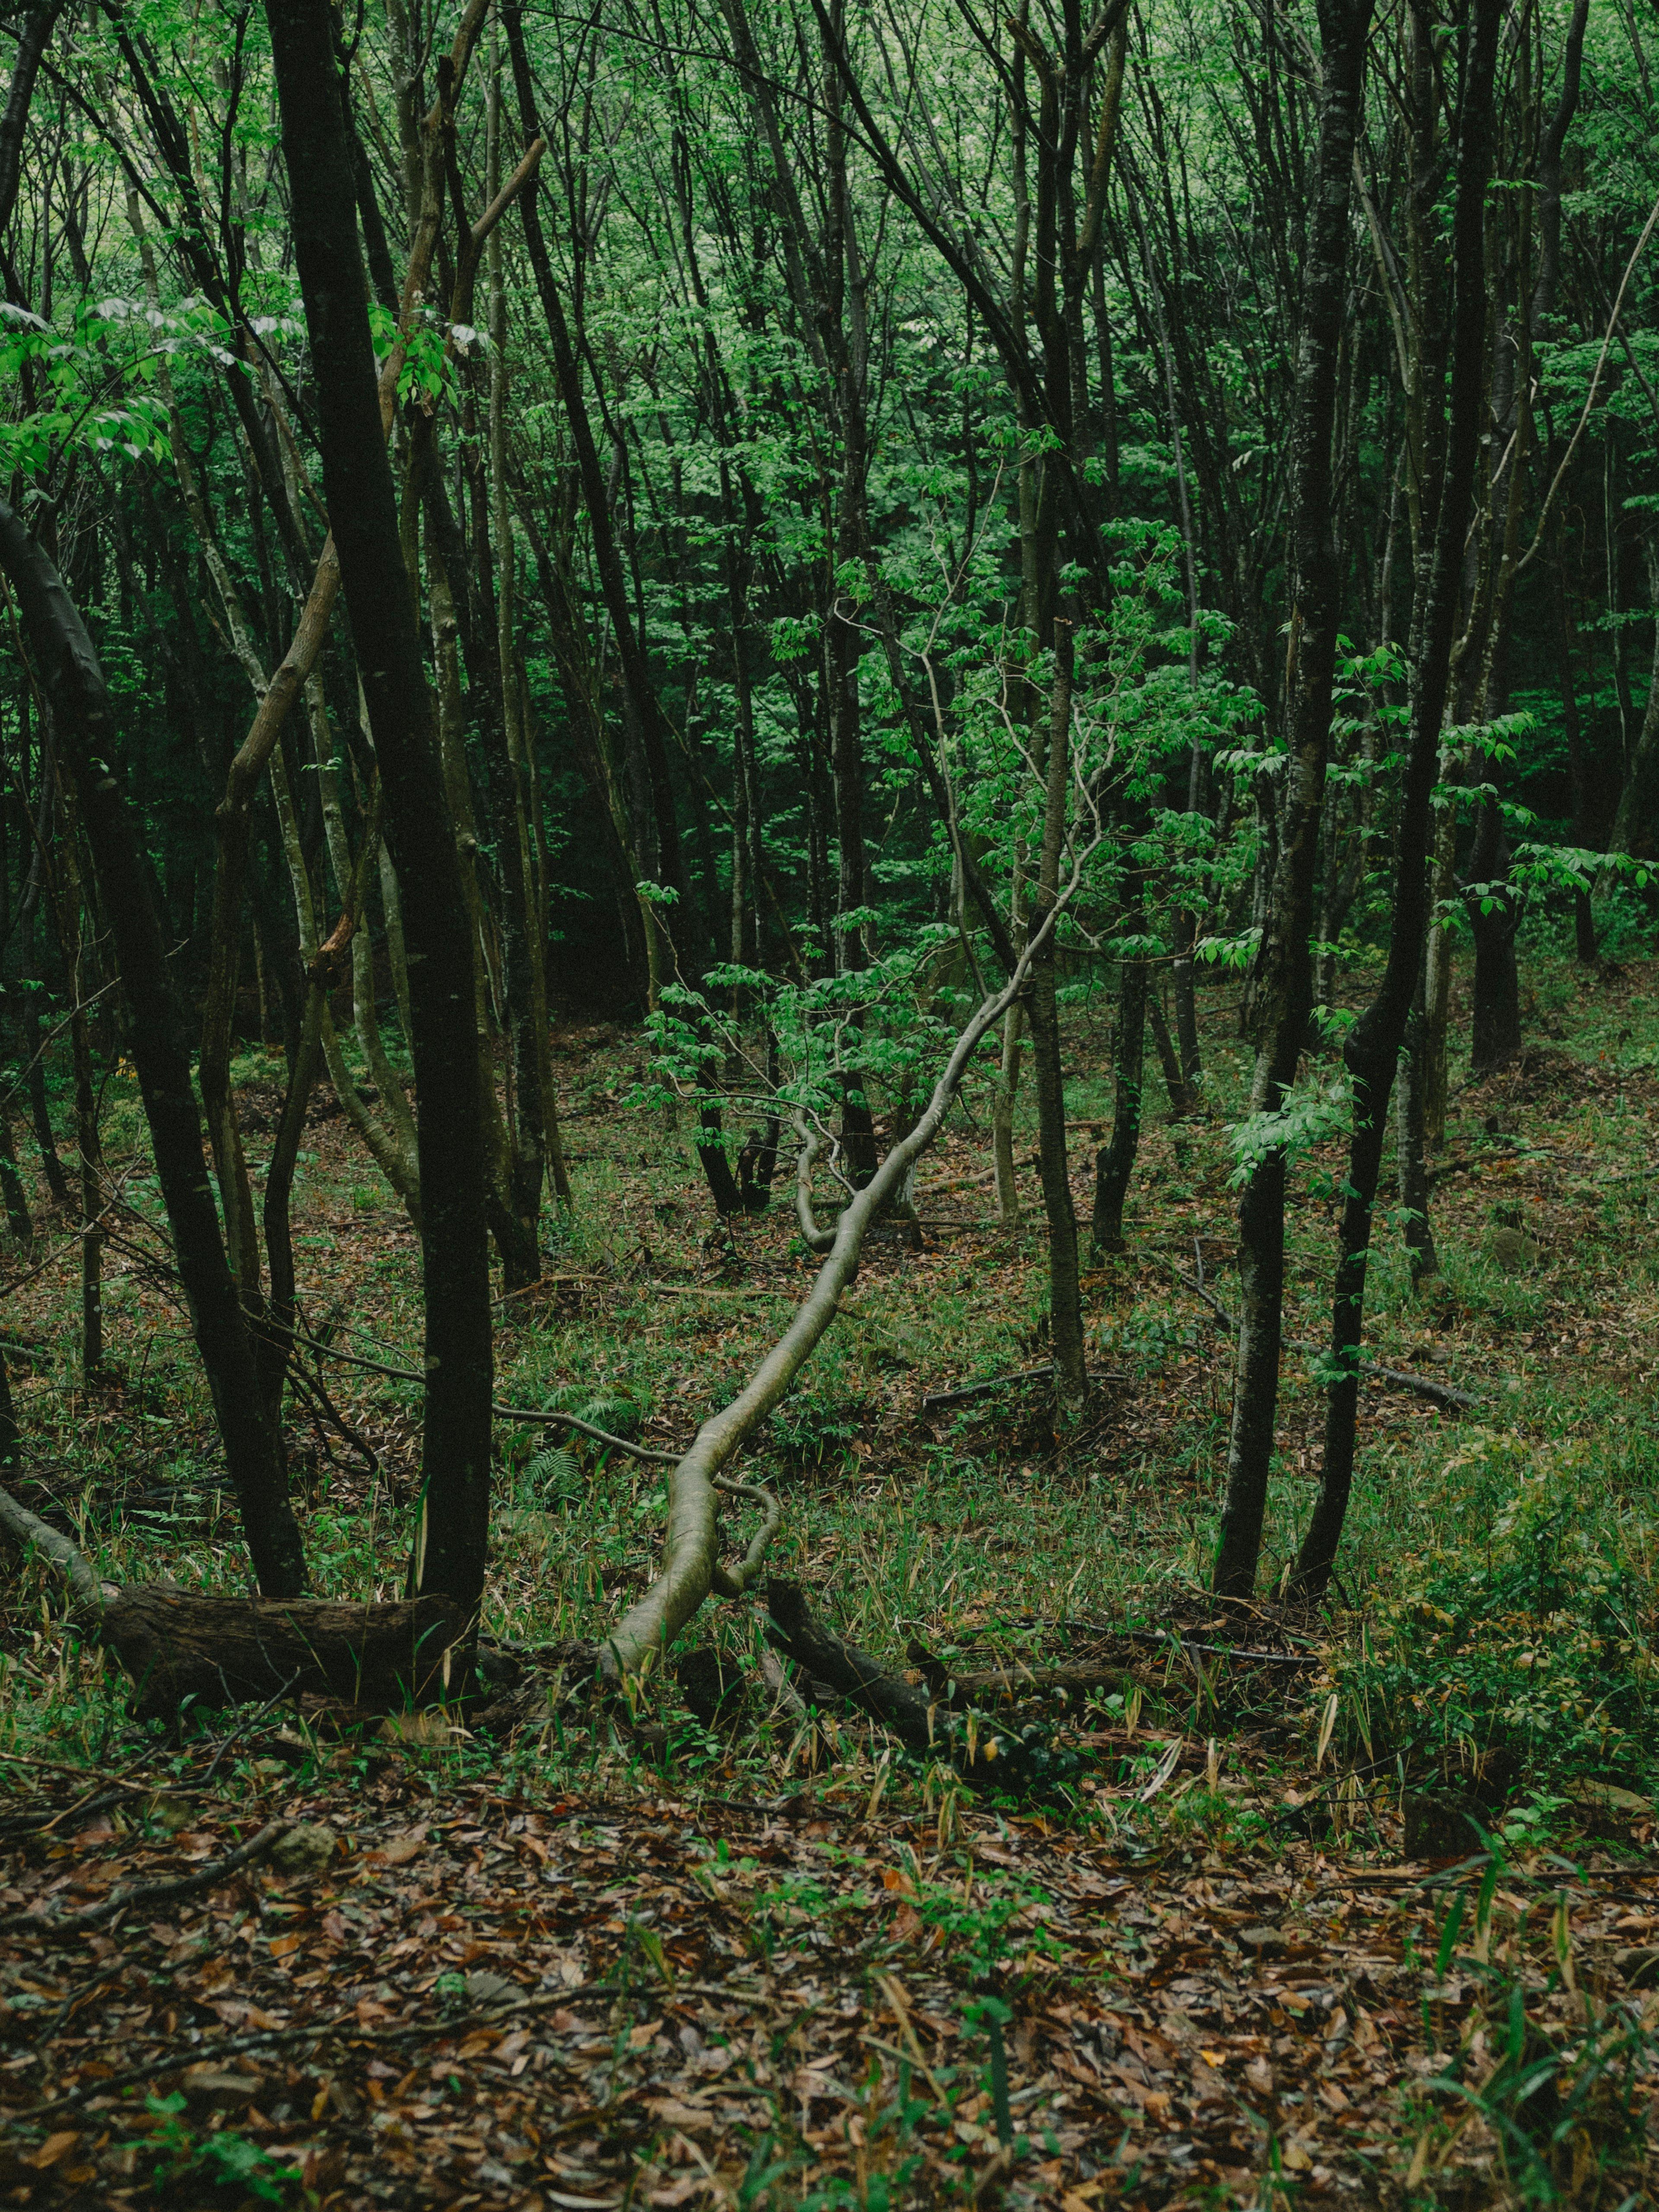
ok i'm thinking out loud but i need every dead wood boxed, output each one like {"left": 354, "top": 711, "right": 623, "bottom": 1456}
{"left": 0, "top": 1479, "right": 111, "bottom": 1611}
{"left": 906, "top": 1642, "right": 1137, "bottom": 1706}
{"left": 0, "top": 1818, "right": 293, "bottom": 1944}
{"left": 100, "top": 1586, "right": 467, "bottom": 1716}
{"left": 765, "top": 1580, "right": 943, "bottom": 1757}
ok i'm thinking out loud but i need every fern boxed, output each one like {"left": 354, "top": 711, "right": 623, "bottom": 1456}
{"left": 539, "top": 1382, "right": 645, "bottom": 1437}
{"left": 524, "top": 1446, "right": 580, "bottom": 1497}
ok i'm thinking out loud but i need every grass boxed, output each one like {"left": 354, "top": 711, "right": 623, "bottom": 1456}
{"left": 3, "top": 932, "right": 1659, "bottom": 1843}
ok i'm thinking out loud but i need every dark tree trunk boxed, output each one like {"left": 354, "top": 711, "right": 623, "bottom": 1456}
{"left": 1147, "top": 985, "right": 1197, "bottom": 1118}
{"left": 0, "top": 1, "right": 64, "bottom": 245}
{"left": 1029, "top": 623, "right": 1087, "bottom": 1411}
{"left": 1212, "top": 0, "right": 1374, "bottom": 1601}
{"left": 1466, "top": 797, "right": 1523, "bottom": 1073}
{"left": 265, "top": 0, "right": 493, "bottom": 1629}
{"left": 1093, "top": 931, "right": 1147, "bottom": 1254}
{"left": 0, "top": 502, "right": 308, "bottom": 1596}
{"left": 1294, "top": 0, "right": 1499, "bottom": 1599}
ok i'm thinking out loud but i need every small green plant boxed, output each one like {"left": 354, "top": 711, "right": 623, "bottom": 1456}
{"left": 143, "top": 2093, "right": 301, "bottom": 2203}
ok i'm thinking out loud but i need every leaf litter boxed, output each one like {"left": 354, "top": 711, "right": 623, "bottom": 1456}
{"left": 1, "top": 1739, "right": 1658, "bottom": 2207}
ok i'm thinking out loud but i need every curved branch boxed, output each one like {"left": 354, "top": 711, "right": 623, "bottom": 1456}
{"left": 793, "top": 1114, "right": 837, "bottom": 1253}
{"left": 709, "top": 1476, "right": 782, "bottom": 1599}
{"left": 602, "top": 854, "right": 1095, "bottom": 1680}
{"left": 0, "top": 1481, "right": 107, "bottom": 1612}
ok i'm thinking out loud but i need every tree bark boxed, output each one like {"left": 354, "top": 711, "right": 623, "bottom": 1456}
{"left": 100, "top": 1588, "right": 464, "bottom": 1718}
{"left": 1028, "top": 624, "right": 1087, "bottom": 1411}
{"left": 265, "top": 0, "right": 493, "bottom": 1636}
{"left": 0, "top": 502, "right": 307, "bottom": 1596}
{"left": 1212, "top": 0, "right": 1374, "bottom": 1601}
{"left": 1294, "top": 0, "right": 1499, "bottom": 1598}
{"left": 1093, "top": 945, "right": 1147, "bottom": 1254}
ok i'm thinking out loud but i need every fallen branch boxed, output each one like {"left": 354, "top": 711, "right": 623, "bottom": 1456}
{"left": 1178, "top": 1273, "right": 1480, "bottom": 1411}
{"left": 0, "top": 1481, "right": 109, "bottom": 1612}
{"left": 0, "top": 1818, "right": 292, "bottom": 1944}
{"left": 601, "top": 898, "right": 1090, "bottom": 1680}
{"left": 920, "top": 1364, "right": 1128, "bottom": 1412}
{"left": 766, "top": 1579, "right": 942, "bottom": 1758}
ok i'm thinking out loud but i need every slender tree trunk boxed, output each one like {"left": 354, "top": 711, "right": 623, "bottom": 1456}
{"left": 0, "top": 502, "right": 307, "bottom": 1595}
{"left": 1213, "top": 0, "right": 1374, "bottom": 1600}
{"left": 265, "top": 0, "right": 493, "bottom": 1633}
{"left": 1396, "top": 970, "right": 1440, "bottom": 1287}
{"left": 1029, "top": 623, "right": 1086, "bottom": 1412}
{"left": 1093, "top": 886, "right": 1148, "bottom": 1255}
{"left": 992, "top": 998, "right": 1025, "bottom": 1226}
{"left": 1294, "top": 0, "right": 1499, "bottom": 1598}
{"left": 1466, "top": 796, "right": 1523, "bottom": 1073}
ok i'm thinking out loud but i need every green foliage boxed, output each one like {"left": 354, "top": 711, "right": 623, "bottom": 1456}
{"left": 141, "top": 2093, "right": 301, "bottom": 2203}
{"left": 1337, "top": 1433, "right": 1659, "bottom": 1797}
{"left": 1227, "top": 1069, "right": 1351, "bottom": 1189}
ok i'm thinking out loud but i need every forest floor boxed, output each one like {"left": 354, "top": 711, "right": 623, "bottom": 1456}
{"left": 2, "top": 949, "right": 1659, "bottom": 2209}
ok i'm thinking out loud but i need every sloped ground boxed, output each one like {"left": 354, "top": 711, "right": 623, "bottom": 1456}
{"left": 2, "top": 953, "right": 1659, "bottom": 2205}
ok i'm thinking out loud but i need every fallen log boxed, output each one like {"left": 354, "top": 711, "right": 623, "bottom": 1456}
{"left": 763, "top": 1580, "right": 1074, "bottom": 1793}
{"left": 2, "top": 1474, "right": 528, "bottom": 1717}
{"left": 906, "top": 1642, "right": 1138, "bottom": 1706}
{"left": 766, "top": 1580, "right": 942, "bottom": 1757}
{"left": 99, "top": 1587, "right": 466, "bottom": 1718}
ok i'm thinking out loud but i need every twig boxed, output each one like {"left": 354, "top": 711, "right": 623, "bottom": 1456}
{"left": 286, "top": 1330, "right": 683, "bottom": 1463}
{"left": 1175, "top": 1272, "right": 1480, "bottom": 1411}
{"left": 0, "top": 1819, "right": 292, "bottom": 1945}
{"left": 920, "top": 1364, "right": 1127, "bottom": 1412}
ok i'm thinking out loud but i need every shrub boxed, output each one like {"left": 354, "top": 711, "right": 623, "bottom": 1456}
{"left": 1339, "top": 1433, "right": 1658, "bottom": 1799}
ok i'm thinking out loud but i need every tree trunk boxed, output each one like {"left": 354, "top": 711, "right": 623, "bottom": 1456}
{"left": 265, "top": 0, "right": 493, "bottom": 1636}
{"left": 1028, "top": 623, "right": 1086, "bottom": 1412}
{"left": 1396, "top": 975, "right": 1440, "bottom": 1288}
{"left": 1294, "top": 0, "right": 1499, "bottom": 1599}
{"left": 992, "top": 998, "right": 1025, "bottom": 1225}
{"left": 0, "top": 502, "right": 308, "bottom": 1597}
{"left": 1092, "top": 937, "right": 1147, "bottom": 1254}
{"left": 1466, "top": 797, "right": 1523, "bottom": 1073}
{"left": 1212, "top": 0, "right": 1374, "bottom": 1601}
